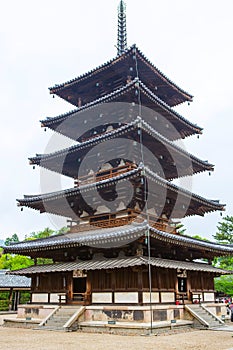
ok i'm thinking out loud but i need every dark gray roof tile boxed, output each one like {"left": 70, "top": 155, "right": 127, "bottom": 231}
{"left": 8, "top": 257, "right": 231, "bottom": 276}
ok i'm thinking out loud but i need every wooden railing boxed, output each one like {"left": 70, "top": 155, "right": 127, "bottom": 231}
{"left": 74, "top": 162, "right": 137, "bottom": 187}
{"left": 68, "top": 209, "right": 178, "bottom": 234}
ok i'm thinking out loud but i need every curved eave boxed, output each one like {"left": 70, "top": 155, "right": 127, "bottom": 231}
{"left": 135, "top": 46, "right": 193, "bottom": 105}
{"left": 42, "top": 79, "right": 202, "bottom": 141}
{"left": 3, "top": 224, "right": 148, "bottom": 255}
{"left": 16, "top": 166, "right": 225, "bottom": 219}
{"left": 49, "top": 45, "right": 192, "bottom": 107}
{"left": 150, "top": 227, "right": 233, "bottom": 256}
{"left": 7, "top": 257, "right": 233, "bottom": 276}
{"left": 29, "top": 119, "right": 214, "bottom": 179}
{"left": 3, "top": 223, "right": 233, "bottom": 257}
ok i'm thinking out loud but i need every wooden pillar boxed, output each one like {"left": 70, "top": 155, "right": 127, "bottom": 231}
{"left": 17, "top": 291, "right": 20, "bottom": 309}
{"left": 13, "top": 291, "right": 18, "bottom": 311}
{"left": 8, "top": 288, "right": 13, "bottom": 311}
{"left": 86, "top": 272, "right": 91, "bottom": 305}
{"left": 138, "top": 267, "right": 143, "bottom": 305}
{"left": 175, "top": 276, "right": 179, "bottom": 297}
{"left": 112, "top": 270, "right": 116, "bottom": 304}
{"left": 186, "top": 272, "right": 191, "bottom": 301}
{"left": 201, "top": 274, "right": 204, "bottom": 290}
{"left": 157, "top": 268, "right": 162, "bottom": 303}
{"left": 67, "top": 272, "right": 73, "bottom": 303}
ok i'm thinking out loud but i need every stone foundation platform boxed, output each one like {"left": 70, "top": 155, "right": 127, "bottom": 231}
{"left": 2, "top": 303, "right": 229, "bottom": 333}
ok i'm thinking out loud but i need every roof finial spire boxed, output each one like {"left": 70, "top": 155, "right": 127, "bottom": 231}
{"left": 117, "top": 0, "right": 127, "bottom": 56}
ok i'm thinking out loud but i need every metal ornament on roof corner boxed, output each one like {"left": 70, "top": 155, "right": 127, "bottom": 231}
{"left": 39, "top": 100, "right": 193, "bottom": 248}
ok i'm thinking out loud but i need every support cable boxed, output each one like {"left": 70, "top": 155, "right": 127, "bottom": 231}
{"left": 134, "top": 48, "right": 153, "bottom": 335}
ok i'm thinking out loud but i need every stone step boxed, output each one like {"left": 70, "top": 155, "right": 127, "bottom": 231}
{"left": 45, "top": 323, "right": 65, "bottom": 328}
{"left": 187, "top": 305, "right": 224, "bottom": 329}
{"left": 40, "top": 326, "right": 65, "bottom": 331}
{"left": 46, "top": 320, "right": 66, "bottom": 324}
{"left": 52, "top": 313, "right": 74, "bottom": 318}
{"left": 38, "top": 306, "right": 84, "bottom": 331}
{"left": 53, "top": 313, "right": 76, "bottom": 317}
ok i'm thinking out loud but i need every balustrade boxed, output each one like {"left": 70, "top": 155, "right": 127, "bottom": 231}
{"left": 74, "top": 162, "right": 137, "bottom": 187}
{"left": 68, "top": 209, "right": 178, "bottom": 234}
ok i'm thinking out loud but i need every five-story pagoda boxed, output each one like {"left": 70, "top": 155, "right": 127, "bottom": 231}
{"left": 4, "top": 1, "right": 233, "bottom": 323}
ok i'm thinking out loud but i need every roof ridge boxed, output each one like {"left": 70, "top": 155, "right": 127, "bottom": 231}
{"left": 18, "top": 165, "right": 224, "bottom": 214}
{"left": 49, "top": 46, "right": 135, "bottom": 92}
{"left": 43, "top": 79, "right": 201, "bottom": 137}
{"left": 49, "top": 45, "right": 192, "bottom": 106}
{"left": 31, "top": 118, "right": 210, "bottom": 172}
{"left": 42, "top": 79, "right": 138, "bottom": 126}
{"left": 135, "top": 46, "right": 192, "bottom": 100}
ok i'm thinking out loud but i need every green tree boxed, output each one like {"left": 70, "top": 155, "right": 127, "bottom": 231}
{"left": 4, "top": 233, "right": 19, "bottom": 246}
{"left": 212, "top": 216, "right": 233, "bottom": 270}
{"left": 24, "top": 227, "right": 57, "bottom": 265}
{"left": 0, "top": 254, "right": 33, "bottom": 271}
{"left": 214, "top": 275, "right": 233, "bottom": 296}
{"left": 0, "top": 227, "right": 67, "bottom": 271}
{"left": 213, "top": 215, "right": 233, "bottom": 244}
{"left": 175, "top": 223, "right": 186, "bottom": 235}
{"left": 191, "top": 235, "right": 210, "bottom": 242}
{"left": 24, "top": 226, "right": 67, "bottom": 241}
{"left": 25, "top": 227, "right": 55, "bottom": 241}
{"left": 1, "top": 228, "right": 55, "bottom": 270}
{"left": 213, "top": 216, "right": 233, "bottom": 294}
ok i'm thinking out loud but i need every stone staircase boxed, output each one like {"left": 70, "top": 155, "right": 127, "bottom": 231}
{"left": 185, "top": 304, "right": 225, "bottom": 329}
{"left": 38, "top": 306, "right": 85, "bottom": 331}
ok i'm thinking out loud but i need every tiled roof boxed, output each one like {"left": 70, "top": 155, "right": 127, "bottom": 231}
{"left": 42, "top": 79, "right": 201, "bottom": 141}
{"left": 49, "top": 45, "right": 192, "bottom": 107}
{"left": 0, "top": 270, "right": 31, "bottom": 288}
{"left": 29, "top": 117, "right": 213, "bottom": 180}
{"left": 8, "top": 256, "right": 231, "bottom": 276}
{"left": 16, "top": 165, "right": 224, "bottom": 218}
{"left": 3, "top": 223, "right": 147, "bottom": 253}
{"left": 3, "top": 222, "right": 233, "bottom": 256}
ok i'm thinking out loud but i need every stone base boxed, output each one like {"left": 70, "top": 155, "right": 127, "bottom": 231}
{"left": 17, "top": 304, "right": 56, "bottom": 320}
{"left": 77, "top": 320, "right": 193, "bottom": 336}
{"left": 3, "top": 303, "right": 227, "bottom": 332}
{"left": 3, "top": 318, "right": 41, "bottom": 329}
{"left": 83, "top": 305, "right": 185, "bottom": 323}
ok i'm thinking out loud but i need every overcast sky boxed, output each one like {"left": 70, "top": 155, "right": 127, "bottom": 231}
{"left": 0, "top": 0, "right": 233, "bottom": 241}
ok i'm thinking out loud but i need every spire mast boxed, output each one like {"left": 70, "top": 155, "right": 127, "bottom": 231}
{"left": 117, "top": 0, "right": 127, "bottom": 55}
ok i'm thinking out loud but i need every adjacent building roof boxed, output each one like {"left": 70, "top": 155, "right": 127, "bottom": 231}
{"left": 0, "top": 270, "right": 31, "bottom": 289}
{"left": 29, "top": 118, "right": 213, "bottom": 180}
{"left": 3, "top": 222, "right": 233, "bottom": 258}
{"left": 16, "top": 166, "right": 224, "bottom": 219}
{"left": 42, "top": 79, "right": 202, "bottom": 141}
{"left": 49, "top": 45, "right": 192, "bottom": 107}
{"left": 8, "top": 256, "right": 232, "bottom": 276}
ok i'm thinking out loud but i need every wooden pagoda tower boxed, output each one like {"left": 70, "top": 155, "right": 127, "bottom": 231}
{"left": 4, "top": 1, "right": 233, "bottom": 318}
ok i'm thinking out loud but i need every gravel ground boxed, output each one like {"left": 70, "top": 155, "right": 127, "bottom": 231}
{"left": 0, "top": 327, "right": 233, "bottom": 350}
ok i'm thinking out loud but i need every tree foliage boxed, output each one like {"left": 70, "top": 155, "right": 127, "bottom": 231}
{"left": 175, "top": 223, "right": 186, "bottom": 235}
{"left": 213, "top": 216, "right": 233, "bottom": 294}
{"left": 214, "top": 275, "right": 233, "bottom": 296}
{"left": 0, "top": 254, "right": 33, "bottom": 271}
{"left": 4, "top": 233, "right": 19, "bottom": 246}
{"left": 212, "top": 216, "right": 233, "bottom": 270}
{"left": 191, "top": 235, "right": 210, "bottom": 242}
{"left": 213, "top": 215, "right": 233, "bottom": 244}
{"left": 24, "top": 227, "right": 55, "bottom": 241}
{"left": 0, "top": 227, "right": 67, "bottom": 271}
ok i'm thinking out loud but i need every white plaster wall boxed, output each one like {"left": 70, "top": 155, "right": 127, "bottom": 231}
{"left": 114, "top": 292, "right": 138, "bottom": 303}
{"left": 92, "top": 292, "right": 112, "bottom": 303}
